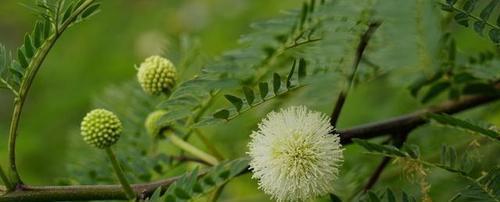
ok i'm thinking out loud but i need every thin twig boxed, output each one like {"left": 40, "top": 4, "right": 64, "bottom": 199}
{"left": 330, "top": 22, "right": 381, "bottom": 126}
{"left": 363, "top": 132, "right": 409, "bottom": 192}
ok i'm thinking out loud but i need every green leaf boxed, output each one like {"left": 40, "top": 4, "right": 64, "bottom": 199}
{"left": 203, "top": 176, "right": 215, "bottom": 186}
{"left": 462, "top": 0, "right": 478, "bottom": 12}
{"left": 446, "top": 0, "right": 457, "bottom": 5}
{"left": 353, "top": 139, "right": 408, "bottom": 157}
{"left": 81, "top": 3, "right": 100, "bottom": 19}
{"left": 473, "top": 21, "right": 486, "bottom": 34}
{"left": 300, "top": 2, "right": 308, "bottom": 27}
{"left": 213, "top": 109, "right": 230, "bottom": 119}
{"left": 262, "top": 46, "right": 275, "bottom": 58}
{"left": 43, "top": 19, "right": 51, "bottom": 39}
{"left": 33, "top": 22, "right": 43, "bottom": 48}
{"left": 286, "top": 60, "right": 296, "bottom": 88}
{"left": 421, "top": 82, "right": 450, "bottom": 103}
{"left": 298, "top": 58, "right": 307, "bottom": 82}
{"left": 259, "top": 82, "right": 268, "bottom": 99}
{"left": 0, "top": 44, "right": 8, "bottom": 74}
{"left": 402, "top": 192, "right": 409, "bottom": 202}
{"left": 174, "top": 188, "right": 190, "bottom": 199}
{"left": 17, "top": 49, "right": 29, "bottom": 69}
{"left": 62, "top": 4, "right": 74, "bottom": 23}
{"left": 192, "top": 182, "right": 203, "bottom": 193}
{"left": 489, "top": 29, "right": 500, "bottom": 43}
{"left": 24, "top": 34, "right": 34, "bottom": 58}
{"left": 242, "top": 86, "right": 255, "bottom": 105}
{"left": 462, "top": 83, "right": 498, "bottom": 96}
{"left": 386, "top": 188, "right": 396, "bottom": 202}
{"left": 440, "top": 145, "right": 447, "bottom": 165}
{"left": 146, "top": 188, "right": 162, "bottom": 202}
{"left": 368, "top": 191, "right": 381, "bottom": 202}
{"left": 454, "top": 13, "right": 469, "bottom": 27}
{"left": 224, "top": 94, "right": 243, "bottom": 112}
{"left": 480, "top": 0, "right": 498, "bottom": 21}
{"left": 498, "top": 12, "right": 500, "bottom": 26}
{"left": 273, "top": 73, "right": 281, "bottom": 95}
{"left": 428, "top": 113, "right": 499, "bottom": 142}
{"left": 9, "top": 62, "right": 24, "bottom": 80}
{"left": 408, "top": 72, "right": 443, "bottom": 97}
{"left": 229, "top": 158, "right": 249, "bottom": 177}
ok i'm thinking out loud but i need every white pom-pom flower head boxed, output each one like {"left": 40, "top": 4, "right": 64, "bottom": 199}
{"left": 248, "top": 106, "right": 343, "bottom": 202}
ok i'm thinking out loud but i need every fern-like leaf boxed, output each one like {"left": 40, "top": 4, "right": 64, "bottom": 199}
{"left": 428, "top": 113, "right": 500, "bottom": 142}
{"left": 159, "top": 158, "right": 249, "bottom": 201}
{"left": 440, "top": 0, "right": 500, "bottom": 44}
{"left": 354, "top": 139, "right": 499, "bottom": 201}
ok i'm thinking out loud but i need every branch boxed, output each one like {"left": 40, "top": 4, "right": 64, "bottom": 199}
{"left": 330, "top": 22, "right": 381, "bottom": 126}
{"left": 330, "top": 22, "right": 382, "bottom": 127}
{"left": 0, "top": 177, "right": 179, "bottom": 202}
{"left": 338, "top": 92, "right": 500, "bottom": 144}
{"left": 363, "top": 132, "right": 409, "bottom": 191}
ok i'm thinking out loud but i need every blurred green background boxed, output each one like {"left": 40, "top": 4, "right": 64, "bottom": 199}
{"left": 0, "top": 0, "right": 499, "bottom": 202}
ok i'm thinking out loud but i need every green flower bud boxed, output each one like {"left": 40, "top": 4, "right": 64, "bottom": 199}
{"left": 137, "top": 55, "right": 177, "bottom": 95}
{"left": 145, "top": 110, "right": 169, "bottom": 137}
{"left": 81, "top": 109, "right": 123, "bottom": 149}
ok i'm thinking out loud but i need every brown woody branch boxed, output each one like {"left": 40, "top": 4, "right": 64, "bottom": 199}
{"left": 338, "top": 92, "right": 499, "bottom": 144}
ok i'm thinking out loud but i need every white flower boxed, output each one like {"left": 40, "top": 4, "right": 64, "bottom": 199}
{"left": 248, "top": 106, "right": 343, "bottom": 202}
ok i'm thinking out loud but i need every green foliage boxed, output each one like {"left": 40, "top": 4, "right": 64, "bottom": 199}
{"left": 440, "top": 0, "right": 500, "bottom": 44}
{"left": 408, "top": 45, "right": 500, "bottom": 103}
{"left": 451, "top": 168, "right": 500, "bottom": 202}
{"left": 359, "top": 188, "right": 417, "bottom": 202}
{"left": 0, "top": 0, "right": 100, "bottom": 96}
{"left": 428, "top": 113, "right": 500, "bottom": 142}
{"left": 0, "top": 44, "right": 16, "bottom": 93}
{"left": 156, "top": 0, "right": 369, "bottom": 129}
{"left": 146, "top": 158, "right": 249, "bottom": 202}
{"left": 197, "top": 58, "right": 307, "bottom": 124}
{"left": 354, "top": 139, "right": 500, "bottom": 202}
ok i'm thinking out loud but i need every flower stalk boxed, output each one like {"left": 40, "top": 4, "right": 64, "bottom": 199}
{"left": 105, "top": 147, "right": 136, "bottom": 200}
{"left": 165, "top": 132, "right": 219, "bottom": 166}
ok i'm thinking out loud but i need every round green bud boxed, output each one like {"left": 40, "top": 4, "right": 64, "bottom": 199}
{"left": 137, "top": 55, "right": 177, "bottom": 95}
{"left": 80, "top": 109, "right": 123, "bottom": 149}
{"left": 145, "top": 110, "right": 169, "bottom": 137}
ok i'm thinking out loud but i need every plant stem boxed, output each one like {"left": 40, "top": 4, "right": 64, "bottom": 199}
{"left": 6, "top": 0, "right": 96, "bottom": 188}
{"left": 0, "top": 165, "right": 13, "bottom": 191}
{"left": 105, "top": 147, "right": 136, "bottom": 200}
{"left": 330, "top": 22, "right": 381, "bottom": 127}
{"left": 165, "top": 132, "right": 219, "bottom": 166}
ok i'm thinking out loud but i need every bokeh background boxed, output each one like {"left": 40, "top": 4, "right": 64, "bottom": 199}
{"left": 0, "top": 0, "right": 498, "bottom": 201}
